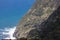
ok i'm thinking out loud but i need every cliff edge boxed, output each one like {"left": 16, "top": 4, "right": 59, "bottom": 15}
{"left": 13, "top": 0, "right": 60, "bottom": 40}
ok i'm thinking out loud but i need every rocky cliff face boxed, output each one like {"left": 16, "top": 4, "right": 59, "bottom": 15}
{"left": 13, "top": 0, "right": 60, "bottom": 40}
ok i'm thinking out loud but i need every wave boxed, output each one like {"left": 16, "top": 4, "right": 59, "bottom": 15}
{"left": 0, "top": 26, "right": 16, "bottom": 39}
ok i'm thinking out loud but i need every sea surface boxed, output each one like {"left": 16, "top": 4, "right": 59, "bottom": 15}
{"left": 0, "top": 0, "right": 35, "bottom": 39}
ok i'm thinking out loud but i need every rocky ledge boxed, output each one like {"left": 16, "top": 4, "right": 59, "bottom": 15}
{"left": 13, "top": 0, "right": 60, "bottom": 40}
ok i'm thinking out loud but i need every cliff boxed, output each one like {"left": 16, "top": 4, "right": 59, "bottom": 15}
{"left": 13, "top": 0, "right": 60, "bottom": 40}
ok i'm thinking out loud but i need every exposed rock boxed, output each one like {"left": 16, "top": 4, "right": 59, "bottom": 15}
{"left": 13, "top": 0, "right": 60, "bottom": 40}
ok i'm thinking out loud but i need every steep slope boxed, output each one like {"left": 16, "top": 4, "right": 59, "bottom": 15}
{"left": 13, "top": 0, "right": 60, "bottom": 40}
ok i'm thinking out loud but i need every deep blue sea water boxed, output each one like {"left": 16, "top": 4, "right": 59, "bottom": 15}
{"left": 0, "top": 0, "right": 35, "bottom": 39}
{"left": 0, "top": 0, "right": 35, "bottom": 28}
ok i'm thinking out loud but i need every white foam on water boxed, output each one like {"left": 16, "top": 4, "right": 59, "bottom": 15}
{"left": 0, "top": 26, "right": 16, "bottom": 39}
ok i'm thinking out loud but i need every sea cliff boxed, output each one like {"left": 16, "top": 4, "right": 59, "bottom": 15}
{"left": 13, "top": 0, "right": 60, "bottom": 40}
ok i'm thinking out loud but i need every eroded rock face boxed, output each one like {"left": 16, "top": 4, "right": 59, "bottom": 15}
{"left": 27, "top": 6, "right": 60, "bottom": 40}
{"left": 13, "top": 0, "right": 60, "bottom": 40}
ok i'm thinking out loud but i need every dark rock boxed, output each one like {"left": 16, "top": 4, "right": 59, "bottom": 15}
{"left": 27, "top": 6, "right": 60, "bottom": 40}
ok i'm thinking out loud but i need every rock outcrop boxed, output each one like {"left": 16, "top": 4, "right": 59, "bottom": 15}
{"left": 13, "top": 0, "right": 60, "bottom": 40}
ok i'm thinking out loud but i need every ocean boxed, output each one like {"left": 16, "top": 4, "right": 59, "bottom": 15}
{"left": 0, "top": 0, "right": 35, "bottom": 39}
